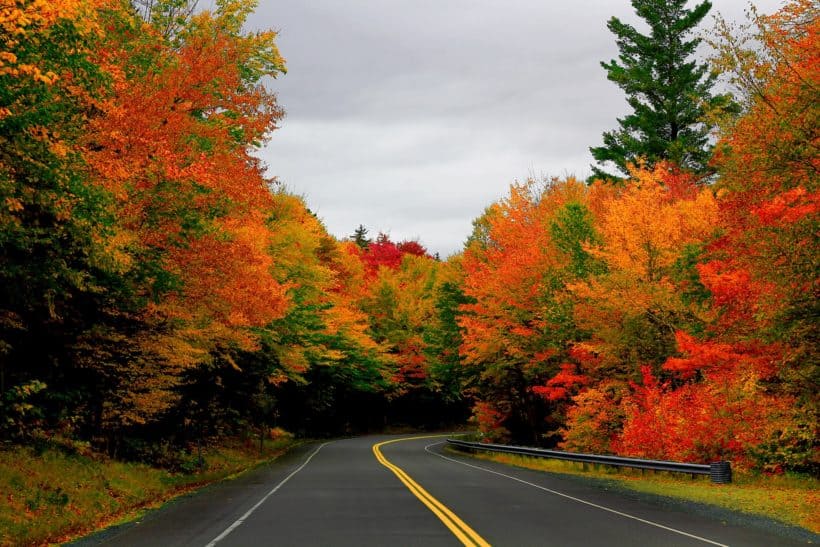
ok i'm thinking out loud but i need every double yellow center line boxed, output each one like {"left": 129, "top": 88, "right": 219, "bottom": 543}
{"left": 372, "top": 435, "right": 491, "bottom": 547}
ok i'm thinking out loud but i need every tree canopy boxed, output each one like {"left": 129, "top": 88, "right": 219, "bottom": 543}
{"left": 0, "top": 0, "right": 815, "bottom": 482}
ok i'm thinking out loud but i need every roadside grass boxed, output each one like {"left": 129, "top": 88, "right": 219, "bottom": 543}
{"left": 0, "top": 435, "right": 299, "bottom": 546}
{"left": 462, "top": 451, "right": 820, "bottom": 534}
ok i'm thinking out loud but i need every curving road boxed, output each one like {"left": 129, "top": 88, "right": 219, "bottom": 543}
{"left": 72, "top": 434, "right": 814, "bottom": 546}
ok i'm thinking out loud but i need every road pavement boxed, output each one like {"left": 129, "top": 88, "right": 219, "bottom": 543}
{"left": 71, "top": 434, "right": 816, "bottom": 546}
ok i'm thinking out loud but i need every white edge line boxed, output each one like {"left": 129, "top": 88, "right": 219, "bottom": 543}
{"left": 424, "top": 441, "right": 729, "bottom": 547}
{"left": 204, "top": 442, "right": 331, "bottom": 547}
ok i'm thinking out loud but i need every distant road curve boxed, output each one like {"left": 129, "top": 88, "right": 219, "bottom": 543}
{"left": 72, "top": 434, "right": 814, "bottom": 546}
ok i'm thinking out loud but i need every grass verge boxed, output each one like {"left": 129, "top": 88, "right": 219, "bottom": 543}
{"left": 0, "top": 436, "right": 300, "bottom": 546}
{"left": 460, "top": 450, "right": 819, "bottom": 534}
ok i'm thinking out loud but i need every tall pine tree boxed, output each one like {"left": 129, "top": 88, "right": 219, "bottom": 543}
{"left": 589, "top": 0, "right": 735, "bottom": 180}
{"left": 351, "top": 224, "right": 371, "bottom": 249}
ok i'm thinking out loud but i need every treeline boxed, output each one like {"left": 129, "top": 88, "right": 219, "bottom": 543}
{"left": 459, "top": 0, "right": 817, "bottom": 472}
{"left": 0, "top": 0, "right": 465, "bottom": 465}
{"left": 1, "top": 0, "right": 816, "bottom": 475}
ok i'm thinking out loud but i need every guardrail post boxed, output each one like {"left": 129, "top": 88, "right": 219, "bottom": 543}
{"left": 709, "top": 461, "right": 732, "bottom": 484}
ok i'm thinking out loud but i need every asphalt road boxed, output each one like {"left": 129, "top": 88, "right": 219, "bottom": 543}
{"left": 72, "top": 434, "right": 815, "bottom": 546}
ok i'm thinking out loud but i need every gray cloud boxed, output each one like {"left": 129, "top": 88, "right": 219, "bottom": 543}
{"left": 251, "top": 0, "right": 783, "bottom": 257}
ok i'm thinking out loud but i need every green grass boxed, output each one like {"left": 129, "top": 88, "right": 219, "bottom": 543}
{"left": 0, "top": 435, "right": 300, "bottom": 546}
{"left": 462, "top": 450, "right": 819, "bottom": 534}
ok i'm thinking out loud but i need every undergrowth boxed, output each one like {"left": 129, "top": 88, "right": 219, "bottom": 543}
{"left": 0, "top": 434, "right": 299, "bottom": 546}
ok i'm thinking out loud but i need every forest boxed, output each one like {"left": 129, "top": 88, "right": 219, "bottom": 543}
{"left": 0, "top": 0, "right": 816, "bottom": 480}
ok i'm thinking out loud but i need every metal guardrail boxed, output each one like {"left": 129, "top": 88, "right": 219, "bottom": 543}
{"left": 446, "top": 438, "right": 732, "bottom": 484}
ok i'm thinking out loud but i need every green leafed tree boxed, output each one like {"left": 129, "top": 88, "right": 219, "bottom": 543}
{"left": 589, "top": 0, "right": 736, "bottom": 180}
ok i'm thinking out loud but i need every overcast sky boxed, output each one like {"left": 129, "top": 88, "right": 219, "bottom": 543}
{"left": 246, "top": 0, "right": 783, "bottom": 258}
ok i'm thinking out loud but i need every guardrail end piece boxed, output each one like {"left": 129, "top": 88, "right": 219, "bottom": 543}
{"left": 709, "top": 461, "right": 732, "bottom": 484}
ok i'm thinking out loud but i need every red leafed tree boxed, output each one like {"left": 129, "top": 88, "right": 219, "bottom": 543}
{"left": 662, "top": 331, "right": 779, "bottom": 380}
{"left": 362, "top": 234, "right": 404, "bottom": 275}
{"left": 615, "top": 366, "right": 794, "bottom": 468}
{"left": 397, "top": 240, "right": 430, "bottom": 257}
{"left": 705, "top": 0, "right": 818, "bottom": 345}
{"left": 679, "top": 0, "right": 819, "bottom": 470}
{"left": 361, "top": 233, "right": 431, "bottom": 277}
{"left": 532, "top": 363, "right": 590, "bottom": 402}
{"left": 360, "top": 234, "right": 431, "bottom": 276}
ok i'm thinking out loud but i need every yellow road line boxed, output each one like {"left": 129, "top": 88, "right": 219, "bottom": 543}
{"left": 373, "top": 435, "right": 491, "bottom": 547}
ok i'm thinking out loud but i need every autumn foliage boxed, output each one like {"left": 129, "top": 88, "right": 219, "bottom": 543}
{"left": 462, "top": 162, "right": 815, "bottom": 469}
{"left": 0, "top": 0, "right": 461, "bottom": 459}
{"left": 458, "top": 0, "right": 817, "bottom": 472}
{"left": 0, "top": 0, "right": 815, "bottom": 477}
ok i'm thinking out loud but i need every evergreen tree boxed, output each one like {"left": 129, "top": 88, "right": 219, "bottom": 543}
{"left": 589, "top": 0, "right": 736, "bottom": 180}
{"left": 351, "top": 224, "right": 371, "bottom": 249}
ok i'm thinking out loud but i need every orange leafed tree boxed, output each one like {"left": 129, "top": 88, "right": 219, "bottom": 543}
{"left": 566, "top": 165, "right": 718, "bottom": 383}
{"left": 460, "top": 178, "right": 602, "bottom": 442}
{"left": 69, "top": 0, "right": 292, "bottom": 430}
{"left": 86, "top": 1, "right": 289, "bottom": 347}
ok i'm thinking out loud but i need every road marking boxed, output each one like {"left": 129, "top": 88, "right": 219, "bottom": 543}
{"left": 204, "top": 442, "right": 330, "bottom": 547}
{"left": 425, "top": 442, "right": 729, "bottom": 547}
{"left": 373, "top": 436, "right": 491, "bottom": 547}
